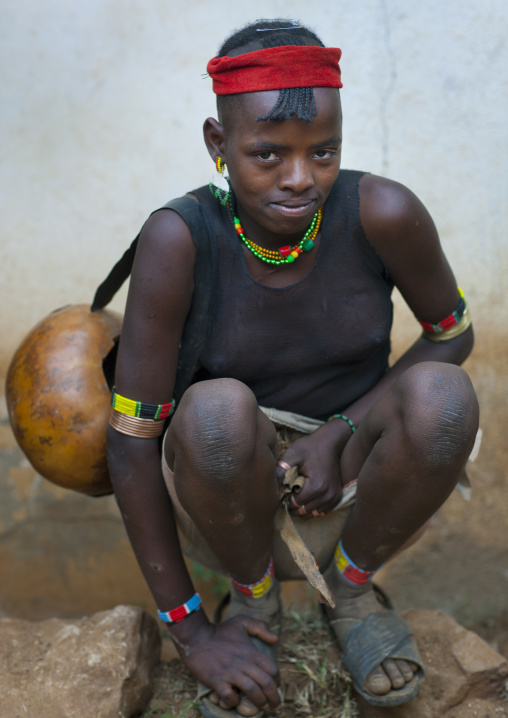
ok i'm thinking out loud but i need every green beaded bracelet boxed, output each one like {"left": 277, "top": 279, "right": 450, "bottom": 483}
{"left": 327, "top": 413, "right": 356, "bottom": 434}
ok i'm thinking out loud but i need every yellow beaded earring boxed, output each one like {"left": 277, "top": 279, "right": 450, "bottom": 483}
{"left": 215, "top": 156, "right": 225, "bottom": 174}
{"left": 210, "top": 156, "right": 229, "bottom": 205}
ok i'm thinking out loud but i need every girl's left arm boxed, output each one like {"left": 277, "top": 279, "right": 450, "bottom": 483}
{"left": 336, "top": 171, "right": 475, "bottom": 418}
{"left": 279, "top": 173, "right": 474, "bottom": 514}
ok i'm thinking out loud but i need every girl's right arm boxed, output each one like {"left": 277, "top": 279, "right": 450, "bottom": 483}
{"left": 106, "top": 208, "right": 280, "bottom": 712}
{"left": 107, "top": 207, "right": 198, "bottom": 614}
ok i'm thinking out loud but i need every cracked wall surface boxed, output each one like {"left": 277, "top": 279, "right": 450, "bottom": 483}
{"left": 1, "top": 1, "right": 507, "bottom": 622}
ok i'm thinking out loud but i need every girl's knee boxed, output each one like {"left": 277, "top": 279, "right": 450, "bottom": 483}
{"left": 395, "top": 362, "right": 479, "bottom": 470}
{"left": 169, "top": 378, "right": 271, "bottom": 483}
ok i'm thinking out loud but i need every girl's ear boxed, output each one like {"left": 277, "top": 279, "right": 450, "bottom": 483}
{"left": 203, "top": 117, "right": 226, "bottom": 162}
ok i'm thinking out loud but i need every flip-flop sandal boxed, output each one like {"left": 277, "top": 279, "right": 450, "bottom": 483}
{"left": 323, "top": 584, "right": 425, "bottom": 707}
{"left": 197, "top": 581, "right": 282, "bottom": 718}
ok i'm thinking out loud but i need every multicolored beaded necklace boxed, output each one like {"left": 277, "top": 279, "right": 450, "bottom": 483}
{"left": 223, "top": 190, "right": 323, "bottom": 266}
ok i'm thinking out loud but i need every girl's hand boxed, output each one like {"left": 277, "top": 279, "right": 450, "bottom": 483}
{"left": 275, "top": 422, "right": 352, "bottom": 519}
{"left": 175, "top": 617, "right": 280, "bottom": 712}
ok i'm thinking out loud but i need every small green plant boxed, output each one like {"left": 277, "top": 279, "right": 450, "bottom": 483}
{"left": 296, "top": 658, "right": 330, "bottom": 690}
{"left": 188, "top": 560, "right": 230, "bottom": 595}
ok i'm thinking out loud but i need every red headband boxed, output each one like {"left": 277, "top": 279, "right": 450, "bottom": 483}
{"left": 207, "top": 45, "right": 343, "bottom": 95}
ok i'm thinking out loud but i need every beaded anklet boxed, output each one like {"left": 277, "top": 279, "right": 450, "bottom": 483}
{"left": 418, "top": 287, "right": 472, "bottom": 342}
{"left": 230, "top": 557, "right": 275, "bottom": 598}
{"left": 108, "top": 389, "right": 175, "bottom": 439}
{"left": 327, "top": 413, "right": 356, "bottom": 434}
{"left": 158, "top": 592, "right": 202, "bottom": 624}
{"left": 334, "top": 540, "right": 376, "bottom": 586}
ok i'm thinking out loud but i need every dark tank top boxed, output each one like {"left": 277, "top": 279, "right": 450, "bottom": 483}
{"left": 194, "top": 170, "right": 394, "bottom": 421}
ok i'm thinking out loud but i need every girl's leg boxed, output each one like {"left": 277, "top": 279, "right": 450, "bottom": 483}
{"left": 165, "top": 378, "right": 282, "bottom": 716}
{"left": 165, "top": 377, "right": 280, "bottom": 581}
{"left": 326, "top": 362, "right": 479, "bottom": 696}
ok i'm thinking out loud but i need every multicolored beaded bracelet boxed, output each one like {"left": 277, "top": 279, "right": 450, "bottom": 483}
{"left": 335, "top": 540, "right": 376, "bottom": 586}
{"left": 327, "top": 413, "right": 356, "bottom": 434}
{"left": 108, "top": 390, "right": 175, "bottom": 439}
{"left": 230, "top": 557, "right": 275, "bottom": 598}
{"left": 418, "top": 287, "right": 472, "bottom": 342}
{"left": 111, "top": 389, "right": 175, "bottom": 420}
{"left": 157, "top": 592, "right": 202, "bottom": 624}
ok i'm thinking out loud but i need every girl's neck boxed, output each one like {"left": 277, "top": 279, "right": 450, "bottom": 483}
{"left": 235, "top": 199, "right": 313, "bottom": 250}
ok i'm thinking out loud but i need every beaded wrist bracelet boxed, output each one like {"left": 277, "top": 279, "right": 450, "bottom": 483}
{"left": 327, "top": 413, "right": 356, "bottom": 434}
{"left": 157, "top": 592, "right": 202, "bottom": 624}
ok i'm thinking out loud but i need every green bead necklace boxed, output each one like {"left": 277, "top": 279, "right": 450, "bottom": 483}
{"left": 224, "top": 191, "right": 323, "bottom": 265}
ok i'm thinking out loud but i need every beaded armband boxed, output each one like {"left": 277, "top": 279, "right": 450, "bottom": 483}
{"left": 418, "top": 288, "right": 472, "bottom": 342}
{"left": 158, "top": 593, "right": 202, "bottom": 624}
{"left": 335, "top": 540, "right": 376, "bottom": 586}
{"left": 108, "top": 389, "right": 175, "bottom": 439}
{"left": 230, "top": 557, "right": 275, "bottom": 599}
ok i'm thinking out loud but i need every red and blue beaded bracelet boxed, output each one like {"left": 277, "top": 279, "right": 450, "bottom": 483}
{"left": 158, "top": 592, "right": 202, "bottom": 624}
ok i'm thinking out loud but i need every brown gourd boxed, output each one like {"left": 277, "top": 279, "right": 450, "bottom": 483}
{"left": 5, "top": 304, "right": 122, "bottom": 496}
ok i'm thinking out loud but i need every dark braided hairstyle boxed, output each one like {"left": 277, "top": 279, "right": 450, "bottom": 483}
{"left": 217, "top": 19, "right": 326, "bottom": 123}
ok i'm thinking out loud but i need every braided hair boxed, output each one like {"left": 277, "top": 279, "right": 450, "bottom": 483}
{"left": 217, "top": 19, "right": 326, "bottom": 123}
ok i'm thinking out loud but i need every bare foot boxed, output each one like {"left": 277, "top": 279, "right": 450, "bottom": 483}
{"left": 323, "top": 563, "right": 419, "bottom": 697}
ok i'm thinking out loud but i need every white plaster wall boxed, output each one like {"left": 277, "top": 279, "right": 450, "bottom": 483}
{"left": 1, "top": 0, "right": 507, "bottom": 371}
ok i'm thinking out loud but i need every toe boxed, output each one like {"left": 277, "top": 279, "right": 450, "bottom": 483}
{"left": 237, "top": 695, "right": 262, "bottom": 716}
{"left": 397, "top": 658, "right": 418, "bottom": 682}
{"left": 364, "top": 665, "right": 392, "bottom": 695}
{"left": 215, "top": 693, "right": 262, "bottom": 716}
{"left": 381, "top": 659, "right": 405, "bottom": 689}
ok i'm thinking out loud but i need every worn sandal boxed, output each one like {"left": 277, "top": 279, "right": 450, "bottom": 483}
{"left": 324, "top": 585, "right": 425, "bottom": 707}
{"left": 197, "top": 580, "right": 282, "bottom": 718}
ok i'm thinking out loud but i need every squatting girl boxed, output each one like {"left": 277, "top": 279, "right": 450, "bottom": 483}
{"left": 106, "top": 19, "right": 479, "bottom": 717}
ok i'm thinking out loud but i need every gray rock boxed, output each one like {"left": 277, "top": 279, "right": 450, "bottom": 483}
{"left": 0, "top": 605, "right": 161, "bottom": 718}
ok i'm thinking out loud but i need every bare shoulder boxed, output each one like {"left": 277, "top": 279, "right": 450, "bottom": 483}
{"left": 358, "top": 173, "right": 437, "bottom": 252}
{"left": 124, "top": 202, "right": 199, "bottom": 322}
{"left": 114, "top": 203, "right": 199, "bottom": 397}
{"left": 134, "top": 204, "right": 197, "bottom": 270}
{"left": 128, "top": 204, "right": 198, "bottom": 311}
{"left": 358, "top": 173, "right": 460, "bottom": 318}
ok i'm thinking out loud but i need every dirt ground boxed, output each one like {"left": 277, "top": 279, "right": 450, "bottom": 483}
{"left": 142, "top": 604, "right": 508, "bottom": 718}
{"left": 143, "top": 607, "right": 362, "bottom": 718}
